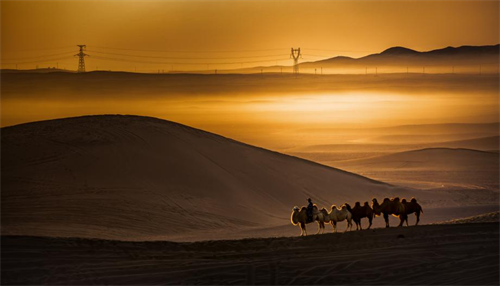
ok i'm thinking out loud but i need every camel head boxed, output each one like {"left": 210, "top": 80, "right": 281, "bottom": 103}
{"left": 372, "top": 198, "right": 382, "bottom": 215}
{"left": 292, "top": 206, "right": 300, "bottom": 212}
{"left": 344, "top": 203, "right": 352, "bottom": 211}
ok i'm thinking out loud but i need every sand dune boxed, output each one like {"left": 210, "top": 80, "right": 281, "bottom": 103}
{"left": 333, "top": 148, "right": 499, "bottom": 191}
{"left": 2, "top": 115, "right": 417, "bottom": 241}
{"left": 2, "top": 221, "right": 498, "bottom": 285}
{"left": 336, "top": 148, "right": 498, "bottom": 170}
{"left": 287, "top": 136, "right": 499, "bottom": 163}
{"left": 433, "top": 135, "right": 499, "bottom": 150}
{"left": 434, "top": 211, "right": 499, "bottom": 225}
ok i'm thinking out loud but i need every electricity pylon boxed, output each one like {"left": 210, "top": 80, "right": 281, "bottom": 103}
{"left": 75, "top": 45, "right": 88, "bottom": 72}
{"left": 290, "top": 48, "right": 301, "bottom": 74}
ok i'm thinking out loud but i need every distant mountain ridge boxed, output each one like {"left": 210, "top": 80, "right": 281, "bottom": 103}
{"left": 317, "top": 44, "right": 499, "bottom": 62}
{"left": 218, "top": 44, "right": 500, "bottom": 74}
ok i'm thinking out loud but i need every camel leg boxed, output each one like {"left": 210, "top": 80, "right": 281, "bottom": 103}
{"left": 300, "top": 223, "right": 306, "bottom": 236}
{"left": 415, "top": 213, "right": 420, "bottom": 226}
{"left": 398, "top": 215, "right": 404, "bottom": 227}
{"left": 405, "top": 215, "right": 409, "bottom": 227}
{"left": 384, "top": 213, "right": 389, "bottom": 228}
{"left": 368, "top": 217, "right": 372, "bottom": 230}
{"left": 344, "top": 220, "right": 349, "bottom": 232}
{"left": 333, "top": 221, "right": 337, "bottom": 233}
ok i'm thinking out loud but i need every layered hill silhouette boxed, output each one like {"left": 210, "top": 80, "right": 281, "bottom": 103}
{"left": 2, "top": 115, "right": 415, "bottom": 241}
{"left": 301, "top": 44, "right": 500, "bottom": 71}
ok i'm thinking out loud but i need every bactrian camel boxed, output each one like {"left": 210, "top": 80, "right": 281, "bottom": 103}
{"left": 371, "top": 197, "right": 407, "bottom": 227}
{"left": 328, "top": 204, "right": 353, "bottom": 232}
{"left": 290, "top": 205, "right": 330, "bottom": 236}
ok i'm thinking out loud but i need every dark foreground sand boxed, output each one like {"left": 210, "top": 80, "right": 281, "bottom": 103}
{"left": 2, "top": 221, "right": 498, "bottom": 285}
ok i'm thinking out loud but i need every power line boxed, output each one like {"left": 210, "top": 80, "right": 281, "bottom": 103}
{"left": 1, "top": 55, "right": 74, "bottom": 65}
{"left": 302, "top": 47, "right": 373, "bottom": 53}
{"left": 88, "top": 45, "right": 289, "bottom": 54}
{"left": 302, "top": 54, "right": 336, "bottom": 58}
{"left": 14, "top": 45, "right": 76, "bottom": 52}
{"left": 90, "top": 55, "right": 290, "bottom": 65}
{"left": 2, "top": 51, "right": 75, "bottom": 61}
{"left": 86, "top": 50, "right": 289, "bottom": 60}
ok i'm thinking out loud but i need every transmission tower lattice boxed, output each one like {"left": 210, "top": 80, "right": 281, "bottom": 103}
{"left": 75, "top": 45, "right": 88, "bottom": 73}
{"left": 290, "top": 48, "right": 302, "bottom": 74}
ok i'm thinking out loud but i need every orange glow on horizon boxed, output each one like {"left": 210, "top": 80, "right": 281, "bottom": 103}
{"left": 1, "top": 0, "right": 498, "bottom": 72}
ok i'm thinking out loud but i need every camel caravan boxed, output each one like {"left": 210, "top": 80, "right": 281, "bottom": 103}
{"left": 290, "top": 197, "right": 423, "bottom": 236}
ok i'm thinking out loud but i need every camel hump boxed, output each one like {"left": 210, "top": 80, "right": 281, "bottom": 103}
{"left": 383, "top": 198, "right": 390, "bottom": 202}
{"left": 393, "top": 197, "right": 400, "bottom": 202}
{"left": 411, "top": 197, "right": 417, "bottom": 203}
{"left": 355, "top": 201, "right": 361, "bottom": 207}
{"left": 363, "top": 201, "right": 369, "bottom": 206}
{"left": 300, "top": 206, "right": 307, "bottom": 212}
{"left": 401, "top": 198, "right": 407, "bottom": 203}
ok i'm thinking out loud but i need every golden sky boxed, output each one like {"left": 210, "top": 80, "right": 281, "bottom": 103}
{"left": 1, "top": 0, "right": 499, "bottom": 71}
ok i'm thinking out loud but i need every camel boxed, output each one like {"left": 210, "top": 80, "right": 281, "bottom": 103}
{"left": 371, "top": 197, "right": 407, "bottom": 228}
{"left": 401, "top": 198, "right": 423, "bottom": 226}
{"left": 290, "top": 205, "right": 330, "bottom": 236}
{"left": 328, "top": 204, "right": 353, "bottom": 232}
{"left": 345, "top": 202, "right": 373, "bottom": 230}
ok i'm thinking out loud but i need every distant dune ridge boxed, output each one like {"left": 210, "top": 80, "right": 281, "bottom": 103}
{"left": 336, "top": 148, "right": 499, "bottom": 171}
{"left": 2, "top": 115, "right": 417, "bottom": 240}
{"left": 332, "top": 147, "right": 499, "bottom": 192}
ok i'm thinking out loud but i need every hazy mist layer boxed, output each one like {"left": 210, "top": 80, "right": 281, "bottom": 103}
{"left": 1, "top": 73, "right": 498, "bottom": 150}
